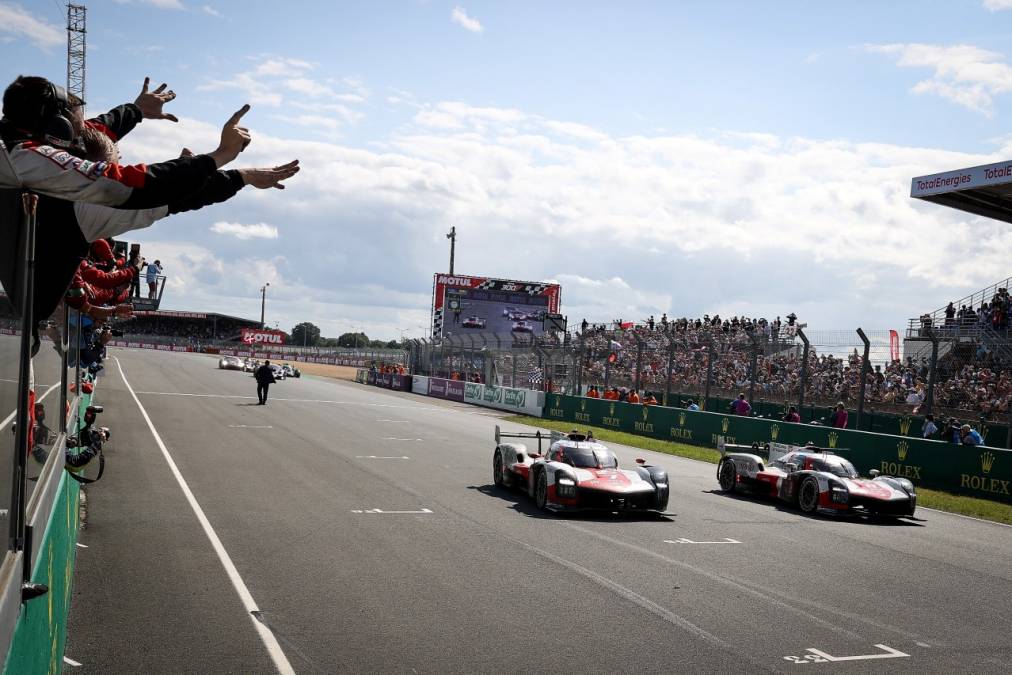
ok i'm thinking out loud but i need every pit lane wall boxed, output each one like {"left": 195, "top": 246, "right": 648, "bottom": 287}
{"left": 357, "top": 372, "right": 543, "bottom": 416}
{"left": 544, "top": 395, "right": 1012, "bottom": 503}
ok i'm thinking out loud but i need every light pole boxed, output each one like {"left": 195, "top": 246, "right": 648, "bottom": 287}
{"left": 446, "top": 226, "right": 456, "bottom": 275}
{"left": 259, "top": 283, "right": 270, "bottom": 327}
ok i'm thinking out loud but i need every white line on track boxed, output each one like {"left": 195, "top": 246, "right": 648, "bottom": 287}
{"left": 919, "top": 506, "right": 1012, "bottom": 529}
{"left": 63, "top": 656, "right": 82, "bottom": 667}
{"left": 355, "top": 456, "right": 410, "bottom": 460}
{"left": 115, "top": 358, "right": 296, "bottom": 675}
{"left": 381, "top": 437, "right": 423, "bottom": 441}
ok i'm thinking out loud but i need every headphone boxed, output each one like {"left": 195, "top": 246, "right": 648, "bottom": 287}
{"left": 39, "top": 81, "right": 77, "bottom": 147}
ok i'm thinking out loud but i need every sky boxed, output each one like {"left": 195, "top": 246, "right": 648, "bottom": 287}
{"left": 4, "top": 0, "right": 1012, "bottom": 341}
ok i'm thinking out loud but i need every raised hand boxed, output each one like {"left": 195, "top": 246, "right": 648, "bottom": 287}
{"left": 238, "top": 160, "right": 301, "bottom": 190}
{"left": 210, "top": 104, "right": 252, "bottom": 168}
{"left": 134, "top": 77, "right": 178, "bottom": 122}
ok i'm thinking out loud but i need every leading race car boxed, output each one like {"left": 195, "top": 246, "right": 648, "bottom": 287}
{"left": 218, "top": 355, "right": 244, "bottom": 370}
{"left": 462, "top": 316, "right": 487, "bottom": 329}
{"left": 492, "top": 426, "right": 669, "bottom": 514}
{"left": 716, "top": 439, "right": 916, "bottom": 518}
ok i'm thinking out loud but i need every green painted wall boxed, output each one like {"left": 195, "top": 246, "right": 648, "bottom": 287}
{"left": 3, "top": 472, "right": 81, "bottom": 675}
{"left": 545, "top": 394, "right": 1012, "bottom": 503}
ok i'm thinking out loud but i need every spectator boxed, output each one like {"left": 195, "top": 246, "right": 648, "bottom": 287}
{"left": 586, "top": 385, "right": 600, "bottom": 399}
{"left": 960, "top": 424, "right": 984, "bottom": 446}
{"left": 922, "top": 414, "right": 938, "bottom": 439}
{"left": 146, "top": 259, "right": 163, "bottom": 299}
{"left": 686, "top": 399, "right": 700, "bottom": 411}
{"left": 731, "top": 393, "right": 751, "bottom": 416}
{"left": 627, "top": 390, "right": 641, "bottom": 404}
{"left": 642, "top": 392, "right": 658, "bottom": 405}
{"left": 784, "top": 406, "right": 800, "bottom": 423}
{"left": 830, "top": 402, "right": 848, "bottom": 428}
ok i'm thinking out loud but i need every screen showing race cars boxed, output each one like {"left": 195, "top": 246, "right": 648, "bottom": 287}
{"left": 441, "top": 287, "right": 549, "bottom": 337}
{"left": 431, "top": 274, "right": 562, "bottom": 338}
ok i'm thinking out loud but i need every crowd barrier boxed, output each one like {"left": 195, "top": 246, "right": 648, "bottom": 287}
{"left": 544, "top": 394, "right": 1012, "bottom": 503}
{"left": 357, "top": 371, "right": 544, "bottom": 416}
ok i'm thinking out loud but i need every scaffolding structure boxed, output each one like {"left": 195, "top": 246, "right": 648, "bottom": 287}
{"left": 66, "top": 4, "right": 87, "bottom": 107}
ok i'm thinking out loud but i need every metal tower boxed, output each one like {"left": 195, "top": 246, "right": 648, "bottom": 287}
{"left": 66, "top": 4, "right": 86, "bottom": 107}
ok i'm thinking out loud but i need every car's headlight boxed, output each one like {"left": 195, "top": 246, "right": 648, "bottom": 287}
{"left": 556, "top": 475, "right": 577, "bottom": 498}
{"left": 830, "top": 486, "right": 849, "bottom": 504}
{"left": 654, "top": 482, "right": 668, "bottom": 489}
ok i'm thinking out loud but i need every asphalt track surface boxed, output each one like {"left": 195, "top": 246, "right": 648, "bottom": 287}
{"left": 65, "top": 349, "right": 1012, "bottom": 674}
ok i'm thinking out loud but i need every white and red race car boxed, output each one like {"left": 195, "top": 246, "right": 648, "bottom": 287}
{"left": 716, "top": 439, "right": 916, "bottom": 518}
{"left": 492, "top": 426, "right": 669, "bottom": 514}
{"left": 462, "top": 316, "right": 487, "bottom": 329}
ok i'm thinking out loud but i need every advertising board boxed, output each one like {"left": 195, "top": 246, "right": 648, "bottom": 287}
{"left": 427, "top": 377, "right": 465, "bottom": 401}
{"left": 431, "top": 274, "right": 561, "bottom": 338}
{"left": 240, "top": 328, "right": 287, "bottom": 346}
{"left": 463, "top": 382, "right": 544, "bottom": 416}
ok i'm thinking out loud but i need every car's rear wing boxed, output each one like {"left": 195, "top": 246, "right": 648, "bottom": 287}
{"left": 495, "top": 425, "right": 548, "bottom": 454}
{"left": 717, "top": 436, "right": 848, "bottom": 463}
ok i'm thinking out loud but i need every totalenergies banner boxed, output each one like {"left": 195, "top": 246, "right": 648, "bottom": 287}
{"left": 241, "top": 328, "right": 287, "bottom": 345}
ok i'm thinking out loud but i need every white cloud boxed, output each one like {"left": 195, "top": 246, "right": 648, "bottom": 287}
{"left": 210, "top": 221, "right": 279, "bottom": 240}
{"left": 201, "top": 4, "right": 222, "bottom": 17}
{"left": 451, "top": 6, "right": 483, "bottom": 33}
{"left": 0, "top": 3, "right": 63, "bottom": 49}
{"left": 868, "top": 43, "right": 1012, "bottom": 115}
{"left": 116, "top": 99, "right": 1008, "bottom": 339}
{"left": 983, "top": 0, "right": 1012, "bottom": 9}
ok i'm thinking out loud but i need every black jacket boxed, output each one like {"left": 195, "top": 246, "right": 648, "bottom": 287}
{"left": 255, "top": 365, "right": 276, "bottom": 385}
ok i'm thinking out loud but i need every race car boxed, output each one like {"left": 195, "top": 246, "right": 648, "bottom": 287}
{"left": 462, "top": 316, "right": 487, "bottom": 329}
{"left": 243, "top": 358, "right": 257, "bottom": 372}
{"left": 511, "top": 320, "right": 534, "bottom": 333}
{"left": 492, "top": 426, "right": 669, "bottom": 514}
{"left": 282, "top": 363, "right": 301, "bottom": 378}
{"left": 502, "top": 307, "right": 524, "bottom": 320}
{"left": 218, "top": 356, "right": 244, "bottom": 370}
{"left": 716, "top": 440, "right": 916, "bottom": 517}
{"left": 270, "top": 363, "right": 286, "bottom": 381}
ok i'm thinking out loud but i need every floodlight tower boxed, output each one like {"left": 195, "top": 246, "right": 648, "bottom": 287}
{"left": 67, "top": 4, "right": 87, "bottom": 107}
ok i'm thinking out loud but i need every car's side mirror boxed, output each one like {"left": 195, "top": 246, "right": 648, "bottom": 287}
{"left": 635, "top": 458, "right": 646, "bottom": 464}
{"left": 869, "top": 469, "right": 881, "bottom": 478}
{"left": 785, "top": 462, "right": 798, "bottom": 473}
{"left": 527, "top": 453, "right": 540, "bottom": 460}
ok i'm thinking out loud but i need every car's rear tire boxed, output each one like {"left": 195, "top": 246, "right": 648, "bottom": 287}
{"left": 534, "top": 470, "right": 548, "bottom": 510}
{"left": 493, "top": 452, "right": 504, "bottom": 488}
{"left": 718, "top": 460, "right": 737, "bottom": 493}
{"left": 798, "top": 477, "right": 820, "bottom": 513}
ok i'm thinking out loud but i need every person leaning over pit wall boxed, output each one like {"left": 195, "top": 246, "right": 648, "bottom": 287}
{"left": 0, "top": 75, "right": 299, "bottom": 326}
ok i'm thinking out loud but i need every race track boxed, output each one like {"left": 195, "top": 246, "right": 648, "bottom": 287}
{"left": 65, "top": 349, "right": 1012, "bottom": 674}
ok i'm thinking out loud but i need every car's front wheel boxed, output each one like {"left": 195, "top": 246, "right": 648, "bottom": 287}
{"left": 718, "top": 460, "right": 737, "bottom": 493}
{"left": 798, "top": 476, "right": 820, "bottom": 514}
{"left": 534, "top": 470, "right": 548, "bottom": 510}
{"left": 493, "top": 452, "right": 504, "bottom": 488}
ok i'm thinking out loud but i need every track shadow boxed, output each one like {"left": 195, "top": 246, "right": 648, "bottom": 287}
{"left": 468, "top": 483, "right": 674, "bottom": 522}
{"left": 236, "top": 402, "right": 262, "bottom": 407}
{"left": 703, "top": 488, "right": 924, "bottom": 526}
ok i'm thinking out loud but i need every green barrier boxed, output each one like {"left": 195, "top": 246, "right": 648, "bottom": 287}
{"left": 3, "top": 472, "right": 81, "bottom": 674}
{"left": 545, "top": 394, "right": 1012, "bottom": 503}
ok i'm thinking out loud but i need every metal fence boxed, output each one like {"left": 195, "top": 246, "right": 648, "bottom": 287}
{"left": 406, "top": 323, "right": 1012, "bottom": 447}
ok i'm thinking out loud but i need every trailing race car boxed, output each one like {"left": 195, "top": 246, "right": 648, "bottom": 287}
{"left": 492, "top": 426, "right": 669, "bottom": 514}
{"left": 219, "top": 355, "right": 244, "bottom": 370}
{"left": 716, "top": 439, "right": 916, "bottom": 518}
{"left": 270, "top": 363, "right": 286, "bottom": 381}
{"left": 462, "top": 316, "right": 487, "bottom": 329}
{"left": 282, "top": 363, "right": 301, "bottom": 378}
{"left": 243, "top": 358, "right": 257, "bottom": 372}
{"left": 511, "top": 320, "right": 534, "bottom": 333}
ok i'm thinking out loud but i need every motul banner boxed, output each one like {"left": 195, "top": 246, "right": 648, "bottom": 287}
{"left": 241, "top": 328, "right": 287, "bottom": 346}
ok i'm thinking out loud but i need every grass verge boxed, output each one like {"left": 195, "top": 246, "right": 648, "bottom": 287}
{"left": 502, "top": 414, "right": 1012, "bottom": 526}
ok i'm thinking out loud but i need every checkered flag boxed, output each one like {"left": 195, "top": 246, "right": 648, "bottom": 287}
{"left": 529, "top": 366, "right": 543, "bottom": 387}
{"left": 476, "top": 280, "right": 497, "bottom": 290}
{"left": 525, "top": 283, "right": 547, "bottom": 296}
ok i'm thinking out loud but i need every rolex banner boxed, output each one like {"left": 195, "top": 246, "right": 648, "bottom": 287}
{"left": 463, "top": 382, "right": 543, "bottom": 416}
{"left": 543, "top": 394, "right": 1012, "bottom": 504}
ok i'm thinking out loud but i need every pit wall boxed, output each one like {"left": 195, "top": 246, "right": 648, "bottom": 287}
{"left": 544, "top": 394, "right": 1012, "bottom": 503}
